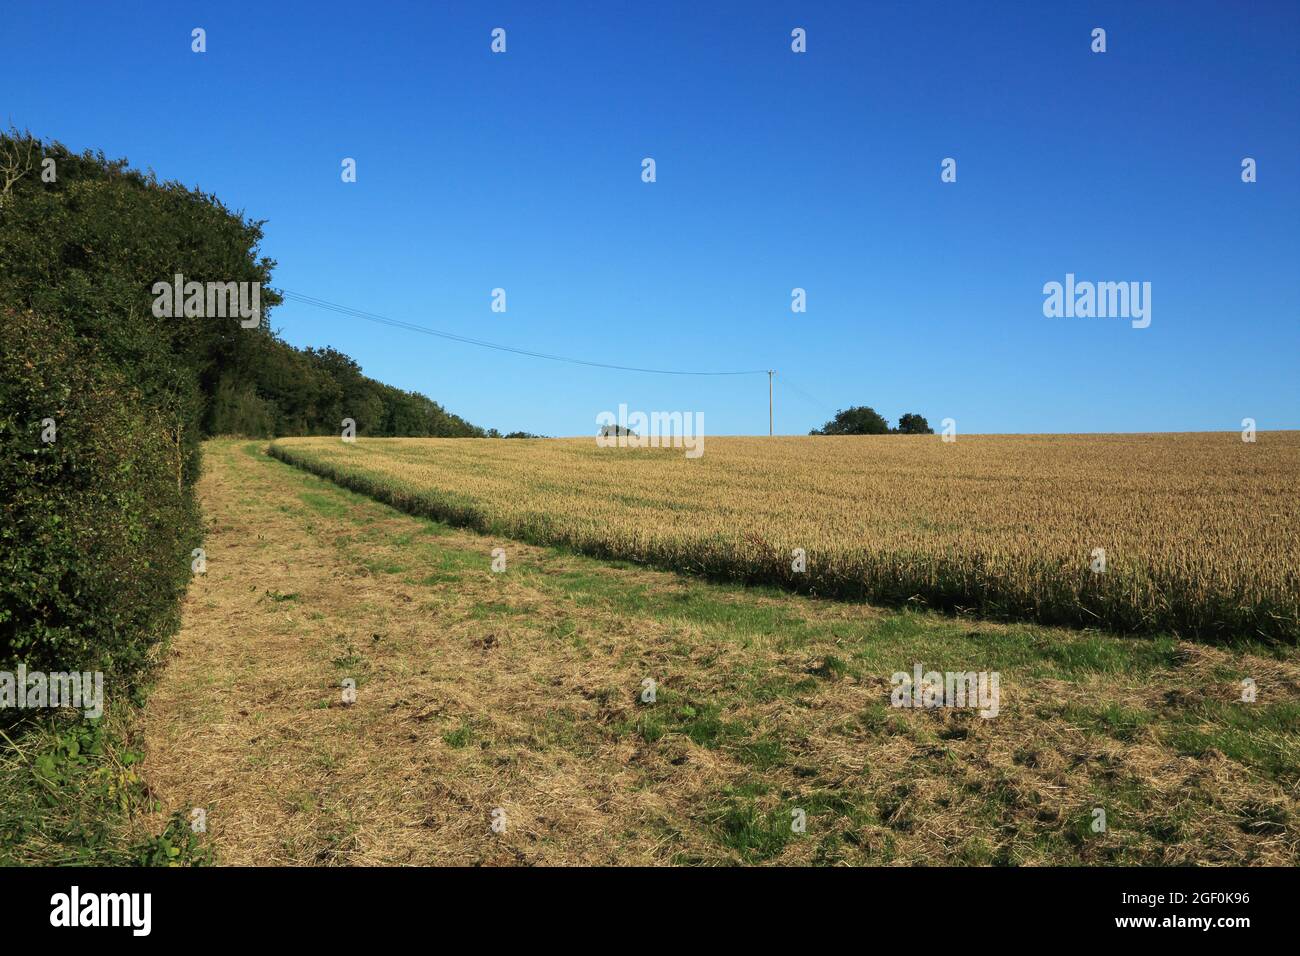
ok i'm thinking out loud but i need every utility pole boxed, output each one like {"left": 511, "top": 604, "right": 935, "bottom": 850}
{"left": 768, "top": 370, "right": 774, "bottom": 436}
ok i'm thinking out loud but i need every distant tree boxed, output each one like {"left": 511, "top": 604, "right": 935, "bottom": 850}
{"left": 895, "top": 413, "right": 933, "bottom": 435}
{"left": 810, "top": 406, "right": 890, "bottom": 436}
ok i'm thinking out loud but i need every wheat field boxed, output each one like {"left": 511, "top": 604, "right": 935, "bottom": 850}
{"left": 269, "top": 433, "right": 1300, "bottom": 643}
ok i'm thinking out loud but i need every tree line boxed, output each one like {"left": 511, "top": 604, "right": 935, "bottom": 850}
{"left": 810, "top": 407, "right": 934, "bottom": 435}
{"left": 0, "top": 128, "right": 490, "bottom": 692}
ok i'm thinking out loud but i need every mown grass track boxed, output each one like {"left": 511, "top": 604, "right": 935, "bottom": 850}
{"left": 131, "top": 440, "right": 1300, "bottom": 865}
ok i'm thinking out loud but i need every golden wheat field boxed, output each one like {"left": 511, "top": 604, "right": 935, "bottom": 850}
{"left": 269, "top": 433, "right": 1300, "bottom": 643}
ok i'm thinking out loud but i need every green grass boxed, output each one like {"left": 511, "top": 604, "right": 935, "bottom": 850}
{"left": 1054, "top": 702, "right": 1155, "bottom": 741}
{"left": 0, "top": 715, "right": 211, "bottom": 866}
{"left": 1165, "top": 699, "right": 1300, "bottom": 784}
{"left": 299, "top": 491, "right": 350, "bottom": 519}
{"left": 708, "top": 798, "right": 794, "bottom": 863}
{"left": 443, "top": 724, "right": 474, "bottom": 749}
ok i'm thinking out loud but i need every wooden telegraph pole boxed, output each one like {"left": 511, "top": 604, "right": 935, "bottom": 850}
{"left": 768, "top": 370, "right": 774, "bottom": 436}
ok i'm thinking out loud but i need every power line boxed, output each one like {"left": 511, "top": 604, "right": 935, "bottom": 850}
{"left": 278, "top": 289, "right": 770, "bottom": 377}
{"left": 781, "top": 375, "right": 837, "bottom": 415}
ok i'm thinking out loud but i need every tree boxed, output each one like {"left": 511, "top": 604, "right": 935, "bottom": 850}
{"left": 0, "top": 128, "right": 490, "bottom": 443}
{"left": 810, "top": 406, "right": 890, "bottom": 435}
{"left": 0, "top": 127, "right": 38, "bottom": 213}
{"left": 895, "top": 413, "right": 933, "bottom": 434}
{"left": 0, "top": 129, "right": 497, "bottom": 690}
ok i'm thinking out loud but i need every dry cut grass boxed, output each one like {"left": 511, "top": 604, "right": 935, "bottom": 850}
{"left": 136, "top": 441, "right": 1299, "bottom": 865}
{"left": 270, "top": 433, "right": 1300, "bottom": 643}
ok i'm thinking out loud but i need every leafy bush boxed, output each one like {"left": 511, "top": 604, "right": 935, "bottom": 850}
{"left": 811, "top": 406, "right": 891, "bottom": 435}
{"left": 895, "top": 413, "right": 933, "bottom": 434}
{"left": 0, "top": 308, "right": 197, "bottom": 681}
{"left": 811, "top": 407, "right": 935, "bottom": 435}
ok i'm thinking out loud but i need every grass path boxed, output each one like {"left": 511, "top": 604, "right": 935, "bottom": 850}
{"left": 137, "top": 440, "right": 1299, "bottom": 865}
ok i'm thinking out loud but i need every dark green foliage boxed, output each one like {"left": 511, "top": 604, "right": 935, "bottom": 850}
{"left": 0, "top": 128, "right": 483, "bottom": 443}
{"left": 0, "top": 309, "right": 196, "bottom": 681}
{"left": 136, "top": 810, "right": 213, "bottom": 866}
{"left": 204, "top": 344, "right": 482, "bottom": 438}
{"left": 810, "top": 405, "right": 891, "bottom": 435}
{"left": 0, "top": 128, "right": 484, "bottom": 691}
{"left": 895, "top": 413, "right": 933, "bottom": 434}
{"left": 811, "top": 407, "right": 935, "bottom": 435}
{"left": 0, "top": 713, "right": 213, "bottom": 865}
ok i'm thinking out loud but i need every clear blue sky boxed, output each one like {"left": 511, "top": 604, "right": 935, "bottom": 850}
{"left": 5, "top": 1, "right": 1297, "bottom": 435}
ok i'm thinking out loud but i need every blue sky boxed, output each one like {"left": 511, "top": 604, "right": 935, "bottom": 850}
{"left": 5, "top": 1, "right": 1297, "bottom": 435}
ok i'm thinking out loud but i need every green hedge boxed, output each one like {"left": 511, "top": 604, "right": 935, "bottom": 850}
{"left": 0, "top": 128, "right": 486, "bottom": 696}
{"left": 0, "top": 308, "right": 198, "bottom": 683}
